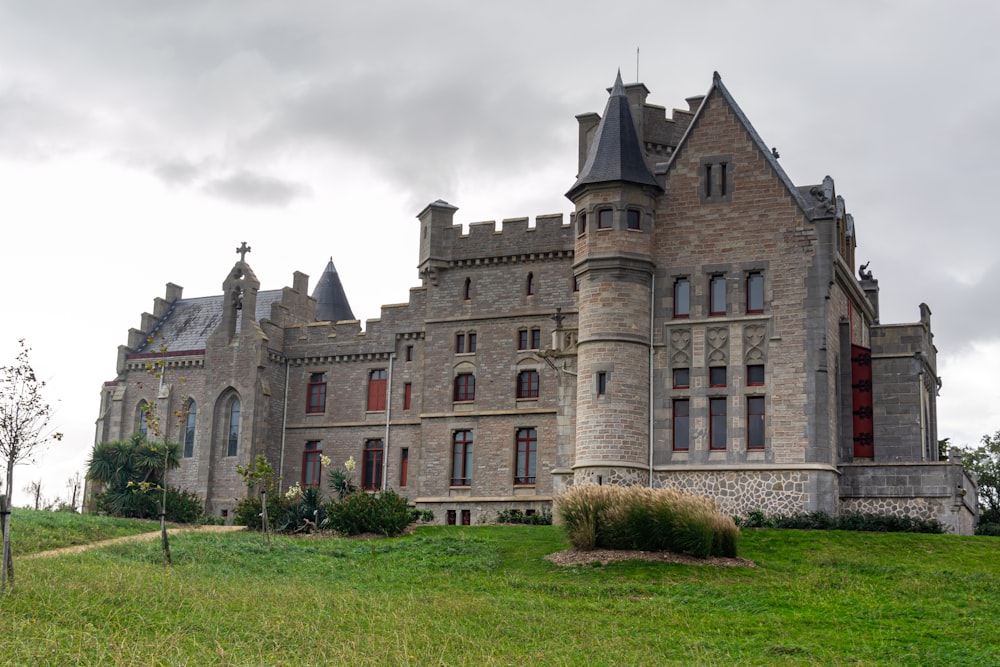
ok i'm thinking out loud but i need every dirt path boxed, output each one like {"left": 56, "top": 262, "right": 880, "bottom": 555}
{"left": 25, "top": 524, "right": 245, "bottom": 559}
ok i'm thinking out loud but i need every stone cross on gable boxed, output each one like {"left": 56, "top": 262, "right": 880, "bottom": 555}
{"left": 236, "top": 241, "right": 251, "bottom": 262}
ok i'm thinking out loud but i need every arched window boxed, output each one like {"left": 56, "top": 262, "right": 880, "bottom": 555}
{"left": 183, "top": 401, "right": 197, "bottom": 458}
{"left": 526, "top": 272, "right": 535, "bottom": 296}
{"left": 136, "top": 401, "right": 150, "bottom": 439}
{"left": 227, "top": 398, "right": 241, "bottom": 457}
{"left": 463, "top": 277, "right": 472, "bottom": 301}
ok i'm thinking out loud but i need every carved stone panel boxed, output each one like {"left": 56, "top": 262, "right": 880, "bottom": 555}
{"left": 706, "top": 326, "right": 729, "bottom": 366}
{"left": 670, "top": 328, "right": 692, "bottom": 367}
{"left": 744, "top": 324, "right": 768, "bottom": 364}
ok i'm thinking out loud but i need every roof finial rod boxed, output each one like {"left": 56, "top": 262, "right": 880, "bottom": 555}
{"left": 636, "top": 46, "right": 640, "bottom": 83}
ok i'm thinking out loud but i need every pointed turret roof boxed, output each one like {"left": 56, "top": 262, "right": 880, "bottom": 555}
{"left": 566, "top": 71, "right": 662, "bottom": 200}
{"left": 312, "top": 258, "right": 355, "bottom": 322}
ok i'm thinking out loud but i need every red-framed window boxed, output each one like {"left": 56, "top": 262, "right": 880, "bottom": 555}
{"left": 710, "top": 397, "right": 727, "bottom": 449}
{"left": 709, "top": 366, "right": 727, "bottom": 388}
{"left": 399, "top": 448, "right": 409, "bottom": 487}
{"left": 362, "top": 438, "right": 383, "bottom": 491}
{"left": 673, "top": 278, "right": 690, "bottom": 318}
{"left": 518, "top": 328, "right": 540, "bottom": 350}
{"left": 747, "top": 397, "right": 765, "bottom": 449}
{"left": 306, "top": 372, "right": 327, "bottom": 413}
{"left": 515, "top": 428, "right": 537, "bottom": 484}
{"left": 461, "top": 509, "right": 471, "bottom": 525}
{"left": 526, "top": 272, "right": 535, "bottom": 296}
{"left": 710, "top": 275, "right": 727, "bottom": 315}
{"left": 302, "top": 441, "right": 322, "bottom": 487}
{"left": 454, "top": 373, "right": 475, "bottom": 402}
{"left": 456, "top": 332, "right": 477, "bottom": 354}
{"left": 517, "top": 370, "right": 539, "bottom": 399}
{"left": 447, "top": 510, "right": 456, "bottom": 525}
{"left": 673, "top": 399, "right": 690, "bottom": 451}
{"left": 451, "top": 430, "right": 473, "bottom": 486}
{"left": 597, "top": 208, "right": 613, "bottom": 229}
{"left": 747, "top": 364, "right": 765, "bottom": 386}
{"left": 367, "top": 369, "right": 387, "bottom": 411}
{"left": 747, "top": 272, "right": 764, "bottom": 314}
{"left": 403, "top": 382, "right": 412, "bottom": 410}
{"left": 627, "top": 209, "right": 641, "bottom": 230}
{"left": 673, "top": 368, "right": 690, "bottom": 389}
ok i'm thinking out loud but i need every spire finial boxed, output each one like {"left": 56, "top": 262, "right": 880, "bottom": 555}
{"left": 236, "top": 241, "right": 251, "bottom": 262}
{"left": 611, "top": 70, "right": 625, "bottom": 96}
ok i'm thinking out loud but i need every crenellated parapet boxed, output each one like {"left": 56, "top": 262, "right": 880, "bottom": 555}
{"left": 418, "top": 200, "right": 573, "bottom": 277}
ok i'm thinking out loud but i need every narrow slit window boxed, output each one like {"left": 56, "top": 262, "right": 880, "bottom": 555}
{"left": 705, "top": 163, "right": 713, "bottom": 198}
{"left": 720, "top": 162, "right": 728, "bottom": 196}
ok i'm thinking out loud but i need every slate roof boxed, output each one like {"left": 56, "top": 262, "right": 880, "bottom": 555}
{"left": 131, "top": 290, "right": 283, "bottom": 355}
{"left": 312, "top": 258, "right": 355, "bottom": 322}
{"left": 567, "top": 71, "right": 662, "bottom": 199}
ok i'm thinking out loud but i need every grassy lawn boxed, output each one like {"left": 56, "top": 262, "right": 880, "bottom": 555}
{"left": 6, "top": 508, "right": 160, "bottom": 555}
{"left": 0, "top": 516, "right": 997, "bottom": 665}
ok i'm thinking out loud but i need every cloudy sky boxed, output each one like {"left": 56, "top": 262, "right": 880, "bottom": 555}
{"left": 1, "top": 1, "right": 997, "bottom": 507}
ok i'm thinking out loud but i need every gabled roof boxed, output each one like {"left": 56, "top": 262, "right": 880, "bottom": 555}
{"left": 131, "top": 290, "right": 284, "bottom": 355}
{"left": 566, "top": 71, "right": 662, "bottom": 200}
{"left": 312, "top": 258, "right": 355, "bottom": 322}
{"left": 662, "top": 72, "right": 817, "bottom": 218}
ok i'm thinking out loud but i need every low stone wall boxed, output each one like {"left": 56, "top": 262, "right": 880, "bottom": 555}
{"left": 839, "top": 461, "right": 978, "bottom": 535}
{"left": 651, "top": 467, "right": 840, "bottom": 516}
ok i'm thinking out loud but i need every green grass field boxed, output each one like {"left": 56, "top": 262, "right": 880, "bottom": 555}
{"left": 1, "top": 510, "right": 998, "bottom": 665}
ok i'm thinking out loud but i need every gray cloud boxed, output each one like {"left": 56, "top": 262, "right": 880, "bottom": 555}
{"left": 201, "top": 169, "right": 311, "bottom": 207}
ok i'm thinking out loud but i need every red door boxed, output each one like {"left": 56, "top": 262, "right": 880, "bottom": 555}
{"left": 851, "top": 345, "right": 874, "bottom": 458}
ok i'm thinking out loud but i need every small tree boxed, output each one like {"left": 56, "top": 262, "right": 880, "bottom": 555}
{"left": 961, "top": 431, "right": 1000, "bottom": 525}
{"left": 0, "top": 340, "right": 63, "bottom": 589}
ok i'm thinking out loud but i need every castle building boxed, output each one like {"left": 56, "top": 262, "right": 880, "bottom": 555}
{"left": 94, "top": 72, "right": 978, "bottom": 533}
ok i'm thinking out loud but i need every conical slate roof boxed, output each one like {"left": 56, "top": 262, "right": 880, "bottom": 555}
{"left": 566, "top": 71, "right": 661, "bottom": 199}
{"left": 312, "top": 258, "right": 355, "bottom": 322}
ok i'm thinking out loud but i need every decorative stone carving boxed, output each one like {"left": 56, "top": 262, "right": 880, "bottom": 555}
{"left": 744, "top": 323, "right": 767, "bottom": 364}
{"left": 670, "top": 328, "right": 692, "bottom": 367}
{"left": 706, "top": 326, "right": 729, "bottom": 366}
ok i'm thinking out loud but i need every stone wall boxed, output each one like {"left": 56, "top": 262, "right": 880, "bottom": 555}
{"left": 652, "top": 466, "right": 839, "bottom": 515}
{"left": 839, "top": 460, "right": 977, "bottom": 534}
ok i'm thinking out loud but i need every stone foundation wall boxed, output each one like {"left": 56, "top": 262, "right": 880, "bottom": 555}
{"left": 839, "top": 461, "right": 978, "bottom": 534}
{"left": 651, "top": 468, "right": 838, "bottom": 516}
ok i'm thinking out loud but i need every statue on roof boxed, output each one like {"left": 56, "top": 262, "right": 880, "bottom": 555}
{"left": 858, "top": 261, "right": 873, "bottom": 281}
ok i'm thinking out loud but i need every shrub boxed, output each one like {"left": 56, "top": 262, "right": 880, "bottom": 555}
{"left": 736, "top": 509, "right": 946, "bottom": 534}
{"left": 326, "top": 490, "right": 414, "bottom": 537}
{"left": 280, "top": 485, "right": 327, "bottom": 533}
{"left": 410, "top": 509, "right": 435, "bottom": 524}
{"left": 233, "top": 494, "right": 289, "bottom": 531}
{"left": 164, "top": 487, "right": 205, "bottom": 524}
{"left": 555, "top": 485, "right": 738, "bottom": 557}
{"left": 976, "top": 522, "right": 1000, "bottom": 536}
{"left": 495, "top": 508, "right": 553, "bottom": 525}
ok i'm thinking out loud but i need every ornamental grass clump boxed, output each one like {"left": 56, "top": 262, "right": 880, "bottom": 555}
{"left": 555, "top": 485, "right": 738, "bottom": 558}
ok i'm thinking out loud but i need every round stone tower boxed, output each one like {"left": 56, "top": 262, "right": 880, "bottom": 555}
{"left": 566, "top": 72, "right": 663, "bottom": 487}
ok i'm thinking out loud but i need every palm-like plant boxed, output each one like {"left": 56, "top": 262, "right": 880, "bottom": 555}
{"left": 87, "top": 433, "right": 180, "bottom": 518}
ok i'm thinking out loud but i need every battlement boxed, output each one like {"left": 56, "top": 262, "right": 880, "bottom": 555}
{"left": 419, "top": 202, "right": 573, "bottom": 267}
